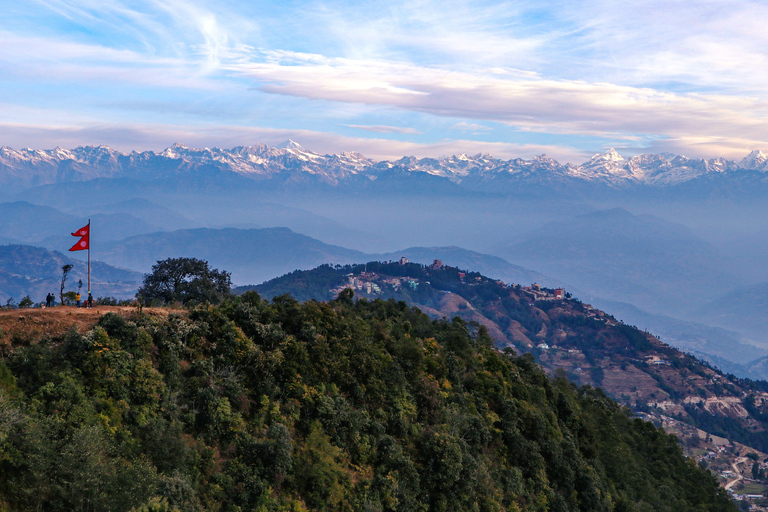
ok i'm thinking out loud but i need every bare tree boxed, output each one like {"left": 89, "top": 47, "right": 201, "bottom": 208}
{"left": 60, "top": 264, "right": 73, "bottom": 305}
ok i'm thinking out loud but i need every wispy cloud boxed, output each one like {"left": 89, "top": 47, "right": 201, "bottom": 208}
{"left": 2, "top": 0, "right": 768, "bottom": 158}
{"left": 0, "top": 31, "right": 220, "bottom": 89}
{"left": 228, "top": 50, "right": 768, "bottom": 157}
{"left": 344, "top": 124, "right": 422, "bottom": 135}
{"left": 451, "top": 122, "right": 491, "bottom": 132}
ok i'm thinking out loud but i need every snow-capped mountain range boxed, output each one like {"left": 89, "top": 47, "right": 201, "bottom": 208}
{"left": 1, "top": 140, "right": 766, "bottom": 192}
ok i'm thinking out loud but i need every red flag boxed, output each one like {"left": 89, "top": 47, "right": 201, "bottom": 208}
{"left": 69, "top": 222, "right": 90, "bottom": 251}
{"left": 71, "top": 224, "right": 89, "bottom": 237}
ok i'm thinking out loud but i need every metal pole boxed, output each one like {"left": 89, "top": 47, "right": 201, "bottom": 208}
{"left": 87, "top": 219, "right": 91, "bottom": 296}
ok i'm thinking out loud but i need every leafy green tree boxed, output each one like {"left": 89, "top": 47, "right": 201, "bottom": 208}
{"left": 18, "top": 296, "right": 33, "bottom": 308}
{"left": 130, "top": 497, "right": 180, "bottom": 512}
{"left": 62, "top": 291, "right": 77, "bottom": 306}
{"left": 294, "top": 422, "right": 351, "bottom": 510}
{"left": 137, "top": 258, "right": 231, "bottom": 306}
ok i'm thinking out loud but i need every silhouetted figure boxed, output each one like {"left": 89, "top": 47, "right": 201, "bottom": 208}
{"left": 87, "top": 292, "right": 93, "bottom": 309}
{"left": 45, "top": 293, "right": 53, "bottom": 308}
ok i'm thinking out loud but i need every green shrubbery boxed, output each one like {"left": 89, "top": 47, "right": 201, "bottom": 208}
{"left": 0, "top": 294, "right": 734, "bottom": 511}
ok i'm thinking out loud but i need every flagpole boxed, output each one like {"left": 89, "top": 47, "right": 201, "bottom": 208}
{"left": 87, "top": 219, "right": 91, "bottom": 297}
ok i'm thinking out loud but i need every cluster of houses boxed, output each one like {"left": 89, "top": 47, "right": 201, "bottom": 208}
{"left": 645, "top": 355, "right": 671, "bottom": 366}
{"left": 398, "top": 256, "right": 443, "bottom": 270}
{"left": 521, "top": 283, "right": 566, "bottom": 300}
{"left": 331, "top": 271, "right": 420, "bottom": 297}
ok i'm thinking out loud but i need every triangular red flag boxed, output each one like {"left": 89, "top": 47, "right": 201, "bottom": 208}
{"left": 69, "top": 222, "right": 90, "bottom": 251}
{"left": 71, "top": 224, "right": 89, "bottom": 237}
{"left": 69, "top": 236, "right": 89, "bottom": 251}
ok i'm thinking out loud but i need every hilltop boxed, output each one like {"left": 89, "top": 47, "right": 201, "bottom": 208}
{"left": 0, "top": 305, "right": 173, "bottom": 343}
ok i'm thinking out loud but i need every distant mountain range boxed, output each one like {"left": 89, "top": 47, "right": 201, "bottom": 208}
{"left": 691, "top": 282, "right": 768, "bottom": 344}
{"left": 97, "top": 227, "right": 368, "bottom": 285}
{"left": 496, "top": 207, "right": 742, "bottom": 316}
{"left": 0, "top": 201, "right": 161, "bottom": 245}
{"left": 2, "top": 141, "right": 767, "bottom": 193}
{"left": 0, "top": 245, "right": 141, "bottom": 302}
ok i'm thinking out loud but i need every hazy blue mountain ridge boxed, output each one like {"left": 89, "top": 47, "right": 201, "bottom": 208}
{"left": 691, "top": 282, "right": 768, "bottom": 345}
{"left": 96, "top": 227, "right": 368, "bottom": 285}
{"left": 0, "top": 201, "right": 159, "bottom": 245}
{"left": 2, "top": 222, "right": 764, "bottom": 377}
{"left": 496, "top": 207, "right": 742, "bottom": 317}
{"left": 0, "top": 244, "right": 141, "bottom": 302}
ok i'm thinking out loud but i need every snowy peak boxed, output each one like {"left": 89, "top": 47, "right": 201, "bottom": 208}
{"left": 572, "top": 148, "right": 635, "bottom": 183}
{"left": 160, "top": 144, "right": 189, "bottom": 159}
{"left": 275, "top": 139, "right": 305, "bottom": 151}
{"left": 594, "top": 148, "right": 625, "bottom": 163}
{"left": 739, "top": 150, "right": 768, "bottom": 170}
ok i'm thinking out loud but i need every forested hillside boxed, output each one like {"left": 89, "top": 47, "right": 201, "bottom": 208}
{"left": 0, "top": 294, "right": 732, "bottom": 511}
{"left": 251, "top": 262, "right": 768, "bottom": 455}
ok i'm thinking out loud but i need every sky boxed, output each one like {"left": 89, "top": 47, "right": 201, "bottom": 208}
{"left": 2, "top": 0, "right": 768, "bottom": 163}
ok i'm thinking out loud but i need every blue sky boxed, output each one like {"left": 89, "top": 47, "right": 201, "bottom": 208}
{"left": 2, "top": 0, "right": 768, "bottom": 162}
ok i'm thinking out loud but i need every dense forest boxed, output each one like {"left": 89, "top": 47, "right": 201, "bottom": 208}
{"left": 0, "top": 291, "right": 733, "bottom": 511}
{"left": 251, "top": 261, "right": 768, "bottom": 456}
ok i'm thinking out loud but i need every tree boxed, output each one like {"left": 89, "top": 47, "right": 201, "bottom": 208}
{"left": 137, "top": 257, "right": 231, "bottom": 306}
{"left": 62, "top": 291, "right": 77, "bottom": 306}
{"left": 60, "top": 264, "right": 73, "bottom": 305}
{"left": 18, "top": 296, "right": 33, "bottom": 308}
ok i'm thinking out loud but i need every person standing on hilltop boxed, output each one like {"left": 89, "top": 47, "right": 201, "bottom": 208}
{"left": 87, "top": 292, "right": 93, "bottom": 309}
{"left": 75, "top": 291, "right": 81, "bottom": 308}
{"left": 45, "top": 293, "right": 52, "bottom": 307}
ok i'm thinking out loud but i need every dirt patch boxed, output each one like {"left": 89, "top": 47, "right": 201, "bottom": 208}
{"left": 601, "top": 365, "right": 669, "bottom": 402}
{"left": 0, "top": 306, "right": 178, "bottom": 344}
{"left": 414, "top": 293, "right": 511, "bottom": 346}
